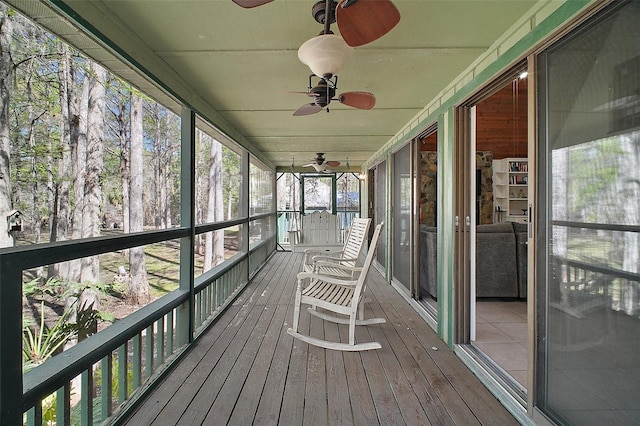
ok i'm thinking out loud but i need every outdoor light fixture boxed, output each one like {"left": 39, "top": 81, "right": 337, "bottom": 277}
{"left": 298, "top": 33, "right": 354, "bottom": 79}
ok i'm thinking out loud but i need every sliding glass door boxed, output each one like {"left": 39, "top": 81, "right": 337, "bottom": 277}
{"left": 537, "top": 2, "right": 640, "bottom": 423}
{"left": 392, "top": 144, "right": 413, "bottom": 290}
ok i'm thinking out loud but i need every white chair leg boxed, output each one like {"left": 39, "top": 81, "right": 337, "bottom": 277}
{"left": 292, "top": 280, "right": 302, "bottom": 332}
{"left": 348, "top": 315, "right": 356, "bottom": 346}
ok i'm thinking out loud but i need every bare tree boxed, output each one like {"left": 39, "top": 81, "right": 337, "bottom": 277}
{"left": 128, "top": 91, "right": 150, "bottom": 304}
{"left": 80, "top": 62, "right": 105, "bottom": 283}
{"left": 146, "top": 103, "right": 178, "bottom": 229}
{"left": 105, "top": 76, "right": 130, "bottom": 236}
{"left": 204, "top": 138, "right": 224, "bottom": 271}
{"left": 68, "top": 69, "right": 89, "bottom": 282}
{"left": 0, "top": 6, "right": 15, "bottom": 247}
{"left": 48, "top": 44, "right": 76, "bottom": 280}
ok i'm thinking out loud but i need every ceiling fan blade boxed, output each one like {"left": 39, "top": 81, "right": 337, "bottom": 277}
{"left": 293, "top": 103, "right": 323, "bottom": 116}
{"left": 232, "top": 0, "right": 274, "bottom": 8}
{"left": 288, "top": 91, "right": 321, "bottom": 100}
{"left": 339, "top": 91, "right": 376, "bottom": 110}
{"left": 325, "top": 160, "right": 341, "bottom": 167}
{"left": 336, "top": 0, "right": 401, "bottom": 47}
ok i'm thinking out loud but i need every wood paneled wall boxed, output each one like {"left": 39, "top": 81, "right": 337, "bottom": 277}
{"left": 475, "top": 79, "right": 528, "bottom": 159}
{"left": 420, "top": 78, "right": 528, "bottom": 159}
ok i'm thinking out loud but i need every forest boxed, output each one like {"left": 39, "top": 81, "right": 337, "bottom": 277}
{"left": 0, "top": 3, "right": 246, "bottom": 377}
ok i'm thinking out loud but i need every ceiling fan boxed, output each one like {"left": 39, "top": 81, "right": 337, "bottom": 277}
{"left": 292, "top": 74, "right": 375, "bottom": 116}
{"left": 232, "top": 0, "right": 401, "bottom": 47}
{"left": 304, "top": 153, "right": 341, "bottom": 172}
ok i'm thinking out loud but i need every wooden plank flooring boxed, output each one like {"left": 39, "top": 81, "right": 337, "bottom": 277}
{"left": 122, "top": 252, "right": 518, "bottom": 425}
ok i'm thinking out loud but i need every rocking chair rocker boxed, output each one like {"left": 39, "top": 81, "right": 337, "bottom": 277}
{"left": 287, "top": 222, "right": 385, "bottom": 351}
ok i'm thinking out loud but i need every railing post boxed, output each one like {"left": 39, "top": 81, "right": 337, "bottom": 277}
{"left": 177, "top": 107, "right": 195, "bottom": 347}
{"left": 243, "top": 151, "right": 250, "bottom": 281}
{"left": 0, "top": 267, "right": 25, "bottom": 424}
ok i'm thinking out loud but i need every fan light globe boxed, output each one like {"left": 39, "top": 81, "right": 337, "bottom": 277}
{"left": 298, "top": 34, "right": 354, "bottom": 78}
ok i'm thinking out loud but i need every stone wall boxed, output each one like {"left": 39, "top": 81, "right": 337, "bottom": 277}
{"left": 420, "top": 151, "right": 438, "bottom": 226}
{"left": 476, "top": 151, "right": 494, "bottom": 224}
{"left": 420, "top": 151, "right": 493, "bottom": 225}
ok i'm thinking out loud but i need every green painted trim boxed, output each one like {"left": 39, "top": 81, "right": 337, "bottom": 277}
{"left": 178, "top": 108, "right": 196, "bottom": 346}
{"left": 0, "top": 270, "right": 23, "bottom": 425}
{"left": 445, "top": 108, "right": 456, "bottom": 349}
{"left": 436, "top": 113, "right": 446, "bottom": 340}
{"left": 436, "top": 110, "right": 456, "bottom": 347}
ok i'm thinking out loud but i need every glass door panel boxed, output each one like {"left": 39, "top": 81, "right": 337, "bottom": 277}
{"left": 419, "top": 129, "right": 438, "bottom": 314}
{"left": 537, "top": 2, "right": 640, "bottom": 423}
{"left": 471, "top": 70, "right": 530, "bottom": 392}
{"left": 393, "top": 144, "right": 412, "bottom": 290}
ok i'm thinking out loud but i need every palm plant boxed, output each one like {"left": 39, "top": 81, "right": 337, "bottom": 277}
{"left": 22, "top": 301, "right": 73, "bottom": 373}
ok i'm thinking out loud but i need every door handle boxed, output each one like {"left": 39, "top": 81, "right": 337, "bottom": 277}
{"left": 466, "top": 216, "right": 471, "bottom": 227}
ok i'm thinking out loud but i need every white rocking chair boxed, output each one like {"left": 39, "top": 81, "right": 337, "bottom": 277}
{"left": 303, "top": 217, "right": 371, "bottom": 279}
{"left": 287, "top": 222, "right": 385, "bottom": 351}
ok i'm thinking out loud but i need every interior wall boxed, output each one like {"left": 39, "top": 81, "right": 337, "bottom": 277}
{"left": 421, "top": 132, "right": 438, "bottom": 151}
{"left": 475, "top": 80, "right": 528, "bottom": 159}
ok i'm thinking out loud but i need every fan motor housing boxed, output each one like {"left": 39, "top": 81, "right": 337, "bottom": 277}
{"left": 310, "top": 81, "right": 335, "bottom": 107}
{"left": 312, "top": 0, "right": 338, "bottom": 25}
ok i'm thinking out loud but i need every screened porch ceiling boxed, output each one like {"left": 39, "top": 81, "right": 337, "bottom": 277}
{"left": 12, "top": 0, "right": 536, "bottom": 170}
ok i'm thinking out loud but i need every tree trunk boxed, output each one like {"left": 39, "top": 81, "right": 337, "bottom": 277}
{"left": 49, "top": 44, "right": 76, "bottom": 279}
{"left": 121, "top": 143, "right": 130, "bottom": 235}
{"left": 128, "top": 92, "right": 150, "bottom": 304}
{"left": 25, "top": 69, "right": 46, "bottom": 281}
{"left": 80, "top": 62, "right": 105, "bottom": 284}
{"left": 114, "top": 83, "right": 130, "bottom": 249}
{"left": 68, "top": 72, "right": 89, "bottom": 283}
{"left": 204, "top": 140, "right": 224, "bottom": 270}
{"left": 74, "top": 63, "right": 106, "bottom": 340}
{"left": 0, "top": 9, "right": 15, "bottom": 248}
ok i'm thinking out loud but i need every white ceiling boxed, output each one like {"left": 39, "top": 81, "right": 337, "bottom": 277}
{"left": 13, "top": 0, "right": 538, "bottom": 170}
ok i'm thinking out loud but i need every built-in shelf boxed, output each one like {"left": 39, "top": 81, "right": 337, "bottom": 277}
{"left": 493, "top": 157, "right": 528, "bottom": 223}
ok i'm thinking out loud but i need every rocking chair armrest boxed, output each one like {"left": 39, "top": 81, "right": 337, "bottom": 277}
{"left": 303, "top": 248, "right": 343, "bottom": 264}
{"left": 313, "top": 262, "right": 363, "bottom": 273}
{"left": 303, "top": 247, "right": 344, "bottom": 255}
{"left": 296, "top": 271, "right": 357, "bottom": 287}
{"left": 309, "top": 255, "right": 348, "bottom": 264}
{"left": 312, "top": 256, "right": 359, "bottom": 264}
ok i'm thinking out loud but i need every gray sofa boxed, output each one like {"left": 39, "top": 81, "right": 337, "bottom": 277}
{"left": 419, "top": 222, "right": 527, "bottom": 299}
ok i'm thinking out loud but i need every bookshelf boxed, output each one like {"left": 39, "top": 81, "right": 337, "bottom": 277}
{"left": 492, "top": 158, "right": 528, "bottom": 223}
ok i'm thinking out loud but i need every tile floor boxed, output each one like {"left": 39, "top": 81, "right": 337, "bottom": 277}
{"left": 473, "top": 300, "right": 528, "bottom": 389}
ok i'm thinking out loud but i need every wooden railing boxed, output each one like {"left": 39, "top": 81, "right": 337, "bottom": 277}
{"left": 0, "top": 218, "right": 276, "bottom": 425}
{"left": 550, "top": 220, "right": 640, "bottom": 318}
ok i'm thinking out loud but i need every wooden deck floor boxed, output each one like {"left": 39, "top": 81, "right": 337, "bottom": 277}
{"left": 122, "top": 252, "right": 518, "bottom": 425}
